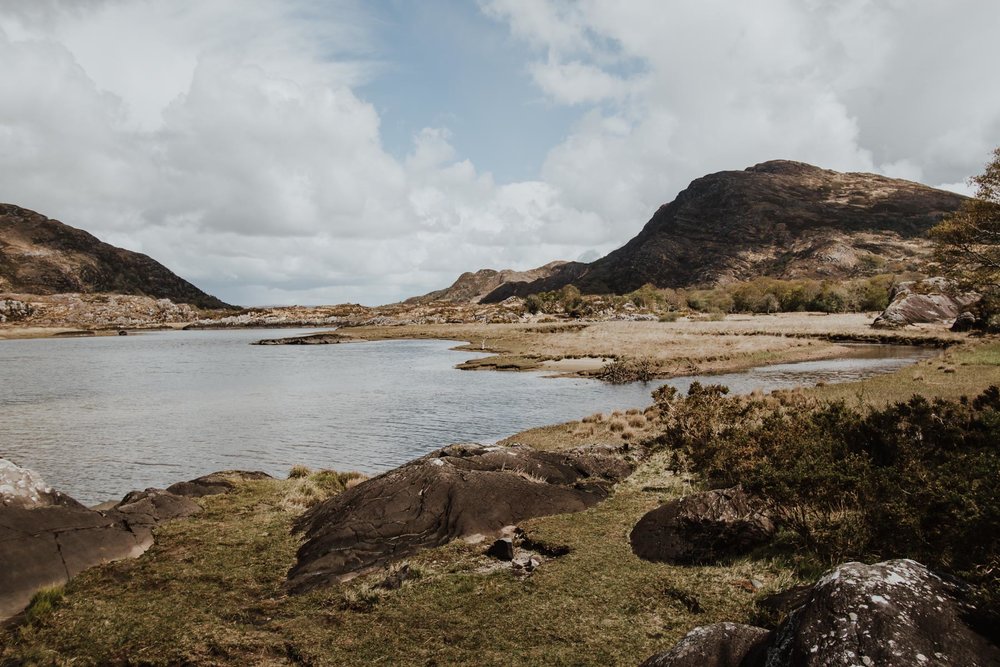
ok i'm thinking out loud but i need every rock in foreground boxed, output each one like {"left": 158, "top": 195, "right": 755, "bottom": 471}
{"left": 640, "top": 623, "right": 771, "bottom": 667}
{"left": 630, "top": 487, "right": 775, "bottom": 565}
{"left": 0, "top": 465, "right": 264, "bottom": 621}
{"left": 288, "top": 443, "right": 634, "bottom": 591}
{"left": 641, "top": 559, "right": 1000, "bottom": 667}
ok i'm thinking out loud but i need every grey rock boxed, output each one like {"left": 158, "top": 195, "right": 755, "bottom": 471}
{"left": 487, "top": 537, "right": 515, "bottom": 561}
{"left": 766, "top": 559, "right": 1000, "bottom": 666}
{"left": 873, "top": 280, "right": 978, "bottom": 328}
{"left": 630, "top": 487, "right": 775, "bottom": 565}
{"left": 952, "top": 310, "right": 978, "bottom": 332}
{"left": 640, "top": 622, "right": 771, "bottom": 667}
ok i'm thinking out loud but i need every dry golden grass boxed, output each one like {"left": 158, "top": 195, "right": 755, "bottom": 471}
{"left": 342, "top": 315, "right": 960, "bottom": 380}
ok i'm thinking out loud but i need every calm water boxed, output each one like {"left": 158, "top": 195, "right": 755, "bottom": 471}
{"left": 0, "top": 329, "right": 934, "bottom": 505}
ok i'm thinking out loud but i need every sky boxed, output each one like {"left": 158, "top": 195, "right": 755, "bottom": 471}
{"left": 1, "top": 1, "right": 999, "bottom": 307}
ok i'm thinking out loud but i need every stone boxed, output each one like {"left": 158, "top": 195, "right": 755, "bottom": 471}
{"left": 0, "top": 458, "right": 82, "bottom": 509}
{"left": 0, "top": 465, "right": 208, "bottom": 621}
{"left": 766, "top": 559, "right": 1000, "bottom": 666}
{"left": 644, "top": 560, "right": 1000, "bottom": 667}
{"left": 0, "top": 504, "right": 145, "bottom": 620}
{"left": 486, "top": 537, "right": 515, "bottom": 561}
{"left": 288, "top": 443, "right": 632, "bottom": 591}
{"left": 640, "top": 622, "right": 771, "bottom": 667}
{"left": 629, "top": 487, "right": 775, "bottom": 565}
{"left": 872, "top": 280, "right": 978, "bottom": 328}
{"left": 952, "top": 310, "right": 978, "bottom": 332}
{"left": 165, "top": 470, "right": 272, "bottom": 497}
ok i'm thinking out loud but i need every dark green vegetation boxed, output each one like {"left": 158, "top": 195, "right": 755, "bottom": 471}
{"left": 650, "top": 381, "right": 1000, "bottom": 633}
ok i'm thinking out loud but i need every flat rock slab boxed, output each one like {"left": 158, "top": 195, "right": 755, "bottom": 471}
{"left": 0, "top": 469, "right": 257, "bottom": 621}
{"left": 288, "top": 443, "right": 633, "bottom": 591}
{"left": 0, "top": 505, "right": 145, "bottom": 620}
{"left": 630, "top": 487, "right": 775, "bottom": 565}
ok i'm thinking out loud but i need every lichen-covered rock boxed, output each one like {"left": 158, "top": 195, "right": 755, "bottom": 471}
{"left": 0, "top": 458, "right": 81, "bottom": 509}
{"left": 766, "top": 559, "right": 1000, "bottom": 666}
{"left": 640, "top": 622, "right": 771, "bottom": 667}
{"left": 288, "top": 443, "right": 633, "bottom": 591}
{"left": 630, "top": 487, "right": 775, "bottom": 565}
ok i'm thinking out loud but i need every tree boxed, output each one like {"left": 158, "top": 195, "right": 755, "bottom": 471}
{"left": 930, "top": 147, "right": 1000, "bottom": 293}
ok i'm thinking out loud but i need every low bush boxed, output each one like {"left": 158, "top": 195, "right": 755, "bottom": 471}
{"left": 649, "top": 383, "right": 1000, "bottom": 611}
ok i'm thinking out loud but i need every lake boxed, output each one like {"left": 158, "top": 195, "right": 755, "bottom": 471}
{"left": 0, "top": 329, "right": 934, "bottom": 505}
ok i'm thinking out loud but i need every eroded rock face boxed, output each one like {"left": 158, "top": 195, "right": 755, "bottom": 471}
{"left": 288, "top": 443, "right": 633, "bottom": 591}
{"left": 630, "top": 487, "right": 775, "bottom": 565}
{"left": 640, "top": 623, "right": 771, "bottom": 667}
{"left": 767, "top": 559, "right": 1000, "bottom": 667}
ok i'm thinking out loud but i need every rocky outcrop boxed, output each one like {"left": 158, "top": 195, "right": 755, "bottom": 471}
{"left": 872, "top": 280, "right": 979, "bottom": 328}
{"left": 0, "top": 298, "right": 31, "bottom": 322}
{"left": 406, "top": 261, "right": 567, "bottom": 304}
{"left": 630, "top": 487, "right": 775, "bottom": 565}
{"left": 0, "top": 464, "right": 262, "bottom": 621}
{"left": 0, "top": 203, "right": 231, "bottom": 309}
{"left": 288, "top": 443, "right": 633, "bottom": 591}
{"left": 640, "top": 623, "right": 771, "bottom": 667}
{"left": 482, "top": 161, "right": 966, "bottom": 301}
{"left": 641, "top": 559, "right": 1000, "bottom": 667}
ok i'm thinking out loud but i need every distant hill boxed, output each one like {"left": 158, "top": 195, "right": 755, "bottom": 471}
{"left": 0, "top": 204, "right": 232, "bottom": 309}
{"left": 479, "top": 160, "right": 966, "bottom": 303}
{"left": 405, "top": 261, "right": 568, "bottom": 304}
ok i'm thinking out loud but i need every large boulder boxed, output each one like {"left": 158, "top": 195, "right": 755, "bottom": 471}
{"left": 766, "top": 559, "right": 1000, "bottom": 666}
{"left": 872, "top": 279, "right": 978, "bottom": 328}
{"left": 640, "top": 559, "right": 1000, "bottom": 667}
{"left": 630, "top": 487, "right": 775, "bottom": 565}
{"left": 288, "top": 443, "right": 633, "bottom": 591}
{"left": 640, "top": 623, "right": 771, "bottom": 667}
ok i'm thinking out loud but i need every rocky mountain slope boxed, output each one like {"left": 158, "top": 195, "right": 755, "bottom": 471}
{"left": 0, "top": 203, "right": 231, "bottom": 309}
{"left": 405, "top": 261, "right": 567, "bottom": 304}
{"left": 479, "top": 161, "right": 966, "bottom": 302}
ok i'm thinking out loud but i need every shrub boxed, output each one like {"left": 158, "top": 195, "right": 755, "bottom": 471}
{"left": 649, "top": 385, "right": 1000, "bottom": 587}
{"left": 597, "top": 357, "right": 656, "bottom": 384}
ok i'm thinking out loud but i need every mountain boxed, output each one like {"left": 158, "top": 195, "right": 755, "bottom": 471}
{"left": 480, "top": 160, "right": 967, "bottom": 302}
{"left": 405, "top": 261, "right": 568, "bottom": 304}
{"left": 0, "top": 203, "right": 232, "bottom": 309}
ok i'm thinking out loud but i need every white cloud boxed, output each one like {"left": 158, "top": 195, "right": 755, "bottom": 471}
{"left": 0, "top": 1, "right": 998, "bottom": 306}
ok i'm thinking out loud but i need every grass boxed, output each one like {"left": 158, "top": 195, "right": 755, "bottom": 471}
{"left": 3, "top": 323, "right": 995, "bottom": 665}
{"left": 0, "top": 454, "right": 799, "bottom": 666}
{"left": 342, "top": 315, "right": 954, "bottom": 380}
